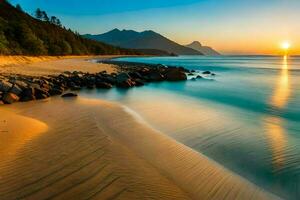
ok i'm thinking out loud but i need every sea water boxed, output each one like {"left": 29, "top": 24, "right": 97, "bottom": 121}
{"left": 81, "top": 56, "right": 300, "bottom": 200}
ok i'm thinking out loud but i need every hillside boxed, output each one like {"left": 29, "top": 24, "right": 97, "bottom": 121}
{"left": 84, "top": 29, "right": 203, "bottom": 55}
{"left": 185, "top": 41, "right": 220, "bottom": 56}
{"left": 0, "top": 1, "right": 139, "bottom": 56}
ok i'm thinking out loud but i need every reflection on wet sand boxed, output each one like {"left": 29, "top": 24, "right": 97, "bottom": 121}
{"left": 0, "top": 109, "right": 48, "bottom": 178}
{"left": 264, "top": 55, "right": 290, "bottom": 171}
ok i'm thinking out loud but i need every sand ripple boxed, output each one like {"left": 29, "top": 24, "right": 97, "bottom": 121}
{"left": 0, "top": 98, "right": 278, "bottom": 199}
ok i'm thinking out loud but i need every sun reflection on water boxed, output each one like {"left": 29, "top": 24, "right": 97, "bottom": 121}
{"left": 264, "top": 55, "right": 290, "bottom": 171}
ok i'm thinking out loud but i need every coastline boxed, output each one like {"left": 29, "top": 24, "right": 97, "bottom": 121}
{"left": 0, "top": 97, "right": 278, "bottom": 199}
{"left": 0, "top": 56, "right": 279, "bottom": 199}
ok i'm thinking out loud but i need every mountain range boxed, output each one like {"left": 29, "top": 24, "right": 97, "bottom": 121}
{"left": 84, "top": 29, "right": 220, "bottom": 56}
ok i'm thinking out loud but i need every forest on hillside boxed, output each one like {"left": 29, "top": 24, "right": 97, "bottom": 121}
{"left": 0, "top": 0, "right": 140, "bottom": 56}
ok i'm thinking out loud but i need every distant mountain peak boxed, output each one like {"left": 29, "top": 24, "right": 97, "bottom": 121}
{"left": 189, "top": 41, "right": 202, "bottom": 47}
{"left": 84, "top": 29, "right": 203, "bottom": 55}
{"left": 186, "top": 41, "right": 220, "bottom": 56}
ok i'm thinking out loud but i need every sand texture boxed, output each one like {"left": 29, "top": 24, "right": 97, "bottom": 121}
{"left": 0, "top": 97, "right": 278, "bottom": 200}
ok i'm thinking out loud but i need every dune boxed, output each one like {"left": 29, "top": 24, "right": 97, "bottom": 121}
{"left": 0, "top": 97, "right": 278, "bottom": 200}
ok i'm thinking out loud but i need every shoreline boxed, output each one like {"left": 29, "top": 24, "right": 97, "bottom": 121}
{"left": 0, "top": 97, "right": 278, "bottom": 199}
{"left": 0, "top": 56, "right": 279, "bottom": 199}
{"left": 0, "top": 55, "right": 192, "bottom": 105}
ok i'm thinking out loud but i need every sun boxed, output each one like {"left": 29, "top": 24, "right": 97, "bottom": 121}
{"left": 281, "top": 41, "right": 291, "bottom": 50}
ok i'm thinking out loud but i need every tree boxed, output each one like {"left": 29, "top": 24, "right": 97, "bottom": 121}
{"left": 56, "top": 18, "right": 61, "bottom": 27}
{"left": 41, "top": 11, "right": 49, "bottom": 21}
{"left": 16, "top": 4, "right": 23, "bottom": 12}
{"left": 50, "top": 16, "right": 57, "bottom": 24}
{"left": 16, "top": 22, "right": 47, "bottom": 55}
{"left": 35, "top": 8, "right": 43, "bottom": 20}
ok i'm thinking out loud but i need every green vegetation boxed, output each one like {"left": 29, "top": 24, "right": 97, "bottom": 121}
{"left": 0, "top": 1, "right": 140, "bottom": 56}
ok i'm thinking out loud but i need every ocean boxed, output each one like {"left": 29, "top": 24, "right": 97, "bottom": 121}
{"left": 82, "top": 55, "right": 300, "bottom": 200}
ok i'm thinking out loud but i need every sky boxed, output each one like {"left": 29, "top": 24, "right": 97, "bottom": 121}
{"left": 9, "top": 0, "right": 300, "bottom": 55}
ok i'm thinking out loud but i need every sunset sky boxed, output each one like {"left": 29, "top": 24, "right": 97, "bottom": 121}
{"left": 10, "top": 0, "right": 300, "bottom": 55}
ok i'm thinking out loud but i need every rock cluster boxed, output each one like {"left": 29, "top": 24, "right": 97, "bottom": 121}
{"left": 0, "top": 62, "right": 190, "bottom": 105}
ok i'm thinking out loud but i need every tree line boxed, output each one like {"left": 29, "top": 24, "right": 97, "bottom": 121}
{"left": 0, "top": 1, "right": 139, "bottom": 56}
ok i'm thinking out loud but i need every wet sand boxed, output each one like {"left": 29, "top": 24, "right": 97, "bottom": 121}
{"left": 0, "top": 97, "right": 278, "bottom": 200}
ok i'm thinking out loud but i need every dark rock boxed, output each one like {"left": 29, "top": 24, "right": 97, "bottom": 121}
{"left": 116, "top": 79, "right": 135, "bottom": 88}
{"left": 10, "top": 84, "right": 22, "bottom": 96}
{"left": 202, "top": 71, "right": 211, "bottom": 74}
{"left": 188, "top": 73, "right": 194, "bottom": 76}
{"left": 20, "top": 87, "right": 35, "bottom": 102}
{"left": 211, "top": 73, "right": 216, "bottom": 76}
{"left": 134, "top": 79, "right": 145, "bottom": 86}
{"left": 61, "top": 93, "right": 78, "bottom": 98}
{"left": 3, "top": 93, "right": 20, "bottom": 104}
{"left": 70, "top": 86, "right": 81, "bottom": 91}
{"left": 116, "top": 73, "right": 135, "bottom": 88}
{"left": 49, "top": 87, "right": 64, "bottom": 96}
{"left": 14, "top": 80, "right": 28, "bottom": 89}
{"left": 116, "top": 72, "right": 131, "bottom": 83}
{"left": 196, "top": 75, "right": 203, "bottom": 79}
{"left": 191, "top": 78, "right": 197, "bottom": 81}
{"left": 128, "top": 72, "right": 143, "bottom": 79}
{"left": 34, "top": 88, "right": 50, "bottom": 100}
{"left": 147, "top": 71, "right": 164, "bottom": 81}
{"left": 0, "top": 80, "right": 13, "bottom": 92}
{"left": 164, "top": 69, "right": 187, "bottom": 81}
{"left": 191, "top": 70, "right": 196, "bottom": 73}
{"left": 95, "top": 82, "right": 113, "bottom": 89}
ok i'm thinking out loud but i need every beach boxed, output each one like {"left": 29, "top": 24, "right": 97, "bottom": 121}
{"left": 0, "top": 56, "right": 279, "bottom": 199}
{"left": 0, "top": 55, "right": 120, "bottom": 76}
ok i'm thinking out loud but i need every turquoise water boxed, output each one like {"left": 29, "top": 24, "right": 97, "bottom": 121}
{"left": 82, "top": 56, "right": 300, "bottom": 199}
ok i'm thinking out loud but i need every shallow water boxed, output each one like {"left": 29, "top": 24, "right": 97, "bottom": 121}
{"left": 81, "top": 56, "right": 300, "bottom": 200}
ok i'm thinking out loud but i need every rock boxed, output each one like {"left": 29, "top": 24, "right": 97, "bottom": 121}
{"left": 147, "top": 71, "right": 164, "bottom": 81}
{"left": 14, "top": 80, "right": 28, "bottom": 89}
{"left": 211, "top": 73, "right": 216, "bottom": 76}
{"left": 164, "top": 69, "right": 187, "bottom": 81}
{"left": 0, "top": 80, "right": 13, "bottom": 92}
{"left": 116, "top": 73, "right": 135, "bottom": 88}
{"left": 191, "top": 70, "right": 196, "bottom": 73}
{"left": 191, "top": 78, "right": 197, "bottom": 81}
{"left": 34, "top": 88, "right": 50, "bottom": 100}
{"left": 134, "top": 79, "right": 145, "bottom": 86}
{"left": 49, "top": 87, "right": 63, "bottom": 96}
{"left": 196, "top": 75, "right": 203, "bottom": 79}
{"left": 70, "top": 86, "right": 81, "bottom": 91}
{"left": 20, "top": 87, "right": 35, "bottom": 102}
{"left": 128, "top": 72, "right": 143, "bottom": 79}
{"left": 202, "top": 71, "right": 211, "bottom": 74}
{"left": 10, "top": 84, "right": 22, "bottom": 96}
{"left": 61, "top": 93, "right": 78, "bottom": 98}
{"left": 3, "top": 93, "right": 20, "bottom": 104}
{"left": 116, "top": 73, "right": 131, "bottom": 83}
{"left": 188, "top": 73, "right": 194, "bottom": 76}
{"left": 95, "top": 82, "right": 113, "bottom": 89}
{"left": 116, "top": 79, "right": 135, "bottom": 88}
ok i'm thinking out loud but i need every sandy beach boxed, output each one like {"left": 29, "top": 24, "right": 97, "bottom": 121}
{"left": 0, "top": 55, "right": 121, "bottom": 76}
{"left": 0, "top": 56, "right": 278, "bottom": 199}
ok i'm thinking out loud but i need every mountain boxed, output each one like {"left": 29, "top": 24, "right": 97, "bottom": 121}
{"left": 185, "top": 41, "right": 220, "bottom": 56}
{"left": 0, "top": 1, "right": 139, "bottom": 56}
{"left": 84, "top": 29, "right": 203, "bottom": 55}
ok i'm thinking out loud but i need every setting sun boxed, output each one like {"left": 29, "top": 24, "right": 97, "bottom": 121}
{"left": 281, "top": 41, "right": 291, "bottom": 50}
